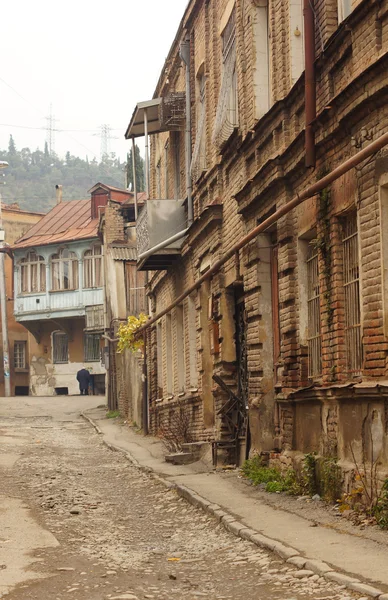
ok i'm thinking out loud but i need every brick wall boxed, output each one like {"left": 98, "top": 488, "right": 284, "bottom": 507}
{"left": 141, "top": 0, "right": 388, "bottom": 469}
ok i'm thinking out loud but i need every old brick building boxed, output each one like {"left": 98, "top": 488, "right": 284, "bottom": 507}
{"left": 125, "top": 0, "right": 388, "bottom": 476}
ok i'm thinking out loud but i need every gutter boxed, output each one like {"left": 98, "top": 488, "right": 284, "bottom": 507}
{"left": 135, "top": 131, "right": 388, "bottom": 336}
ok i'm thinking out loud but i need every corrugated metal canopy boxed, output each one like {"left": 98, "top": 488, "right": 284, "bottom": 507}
{"left": 108, "top": 246, "right": 137, "bottom": 261}
{"left": 124, "top": 99, "right": 164, "bottom": 139}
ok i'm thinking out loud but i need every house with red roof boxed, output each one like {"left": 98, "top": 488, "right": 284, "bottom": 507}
{"left": 12, "top": 183, "right": 133, "bottom": 396}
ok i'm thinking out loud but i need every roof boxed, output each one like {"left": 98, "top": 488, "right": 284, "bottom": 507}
{"left": 125, "top": 99, "right": 164, "bottom": 139}
{"left": 122, "top": 191, "right": 147, "bottom": 206}
{"left": 88, "top": 182, "right": 134, "bottom": 195}
{"left": 108, "top": 246, "right": 137, "bottom": 261}
{"left": 12, "top": 199, "right": 98, "bottom": 250}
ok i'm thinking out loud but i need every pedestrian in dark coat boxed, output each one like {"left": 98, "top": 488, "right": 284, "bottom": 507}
{"left": 76, "top": 368, "right": 92, "bottom": 395}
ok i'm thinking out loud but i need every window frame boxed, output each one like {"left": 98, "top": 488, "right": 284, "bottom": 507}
{"left": 20, "top": 251, "right": 46, "bottom": 294}
{"left": 14, "top": 340, "right": 27, "bottom": 370}
{"left": 84, "top": 333, "right": 101, "bottom": 362}
{"left": 83, "top": 244, "right": 103, "bottom": 289}
{"left": 53, "top": 331, "right": 69, "bottom": 364}
{"left": 51, "top": 248, "right": 79, "bottom": 292}
{"left": 306, "top": 241, "right": 322, "bottom": 379}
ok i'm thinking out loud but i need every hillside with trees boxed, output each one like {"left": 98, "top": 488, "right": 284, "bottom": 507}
{"left": 0, "top": 135, "right": 144, "bottom": 213}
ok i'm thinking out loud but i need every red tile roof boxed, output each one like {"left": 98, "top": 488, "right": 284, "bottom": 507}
{"left": 12, "top": 199, "right": 99, "bottom": 249}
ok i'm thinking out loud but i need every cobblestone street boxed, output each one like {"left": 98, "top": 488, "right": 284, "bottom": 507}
{"left": 0, "top": 398, "right": 363, "bottom": 600}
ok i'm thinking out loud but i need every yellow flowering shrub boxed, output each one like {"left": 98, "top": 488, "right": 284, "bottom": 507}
{"left": 117, "top": 313, "right": 149, "bottom": 354}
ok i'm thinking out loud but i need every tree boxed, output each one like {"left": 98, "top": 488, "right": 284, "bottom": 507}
{"left": 126, "top": 144, "right": 145, "bottom": 193}
{"left": 8, "top": 135, "right": 16, "bottom": 155}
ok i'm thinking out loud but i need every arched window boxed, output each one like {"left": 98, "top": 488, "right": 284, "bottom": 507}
{"left": 83, "top": 244, "right": 102, "bottom": 288}
{"left": 51, "top": 249, "right": 78, "bottom": 291}
{"left": 20, "top": 252, "right": 46, "bottom": 293}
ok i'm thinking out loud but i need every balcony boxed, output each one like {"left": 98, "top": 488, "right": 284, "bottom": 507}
{"left": 136, "top": 200, "right": 187, "bottom": 270}
{"left": 14, "top": 288, "right": 104, "bottom": 322}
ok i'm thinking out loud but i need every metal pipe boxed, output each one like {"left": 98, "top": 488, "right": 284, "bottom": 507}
{"left": 0, "top": 163, "right": 11, "bottom": 397}
{"left": 304, "top": 0, "right": 316, "bottom": 168}
{"left": 135, "top": 131, "right": 388, "bottom": 336}
{"left": 131, "top": 137, "right": 138, "bottom": 220}
{"left": 138, "top": 228, "right": 189, "bottom": 261}
{"left": 142, "top": 331, "right": 149, "bottom": 435}
{"left": 180, "top": 36, "right": 194, "bottom": 226}
{"left": 144, "top": 109, "right": 150, "bottom": 199}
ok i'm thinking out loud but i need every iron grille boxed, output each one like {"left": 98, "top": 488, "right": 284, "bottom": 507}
{"left": 307, "top": 242, "right": 322, "bottom": 379}
{"left": 84, "top": 334, "right": 100, "bottom": 362}
{"left": 53, "top": 332, "right": 68, "bottom": 364}
{"left": 342, "top": 213, "right": 363, "bottom": 374}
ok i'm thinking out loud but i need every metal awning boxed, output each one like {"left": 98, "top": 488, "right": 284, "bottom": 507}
{"left": 125, "top": 99, "right": 163, "bottom": 139}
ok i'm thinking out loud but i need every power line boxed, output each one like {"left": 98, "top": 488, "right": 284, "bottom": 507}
{"left": 0, "top": 123, "right": 122, "bottom": 132}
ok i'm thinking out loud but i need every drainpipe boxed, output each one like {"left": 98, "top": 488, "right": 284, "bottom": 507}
{"left": 138, "top": 227, "right": 189, "bottom": 262}
{"left": 142, "top": 331, "right": 149, "bottom": 435}
{"left": 304, "top": 0, "right": 316, "bottom": 168}
{"left": 179, "top": 35, "right": 194, "bottom": 226}
{"left": 131, "top": 137, "right": 138, "bottom": 220}
{"left": 144, "top": 110, "right": 150, "bottom": 199}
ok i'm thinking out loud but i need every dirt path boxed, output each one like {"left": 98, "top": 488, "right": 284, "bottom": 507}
{"left": 0, "top": 398, "right": 363, "bottom": 600}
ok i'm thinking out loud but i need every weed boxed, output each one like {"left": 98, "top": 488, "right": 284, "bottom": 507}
{"left": 373, "top": 479, "right": 388, "bottom": 529}
{"left": 106, "top": 410, "right": 120, "bottom": 419}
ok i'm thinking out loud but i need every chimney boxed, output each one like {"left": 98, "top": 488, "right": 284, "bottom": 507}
{"left": 56, "top": 184, "right": 63, "bottom": 204}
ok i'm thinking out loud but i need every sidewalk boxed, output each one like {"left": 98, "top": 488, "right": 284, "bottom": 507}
{"left": 83, "top": 407, "right": 388, "bottom": 599}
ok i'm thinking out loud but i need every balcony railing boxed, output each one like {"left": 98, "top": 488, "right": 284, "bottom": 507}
{"left": 136, "top": 199, "right": 187, "bottom": 270}
{"left": 14, "top": 288, "right": 104, "bottom": 321}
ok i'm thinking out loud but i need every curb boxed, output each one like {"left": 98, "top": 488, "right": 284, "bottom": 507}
{"left": 81, "top": 412, "right": 387, "bottom": 599}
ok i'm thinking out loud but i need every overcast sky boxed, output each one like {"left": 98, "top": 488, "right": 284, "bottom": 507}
{"left": 0, "top": 0, "right": 186, "bottom": 161}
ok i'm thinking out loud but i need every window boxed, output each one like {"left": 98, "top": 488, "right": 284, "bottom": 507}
{"left": 176, "top": 305, "right": 185, "bottom": 392}
{"left": 342, "top": 213, "right": 362, "bottom": 374}
{"left": 307, "top": 242, "right": 322, "bottom": 379}
{"left": 20, "top": 252, "right": 46, "bottom": 293}
{"left": 53, "top": 331, "right": 69, "bottom": 364}
{"left": 173, "top": 132, "right": 181, "bottom": 199}
{"left": 213, "top": 8, "right": 238, "bottom": 147}
{"left": 125, "top": 263, "right": 146, "bottom": 316}
{"left": 51, "top": 249, "right": 78, "bottom": 291}
{"left": 85, "top": 305, "right": 104, "bottom": 330}
{"left": 84, "top": 333, "right": 100, "bottom": 362}
{"left": 157, "top": 320, "right": 163, "bottom": 397}
{"left": 191, "top": 69, "right": 207, "bottom": 182}
{"left": 84, "top": 245, "right": 102, "bottom": 288}
{"left": 338, "top": 0, "right": 352, "bottom": 23}
{"left": 14, "top": 341, "right": 27, "bottom": 369}
{"left": 185, "top": 295, "right": 198, "bottom": 388}
{"left": 166, "top": 314, "right": 173, "bottom": 395}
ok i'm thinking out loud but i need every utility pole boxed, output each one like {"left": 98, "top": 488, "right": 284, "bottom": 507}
{"left": 94, "top": 124, "right": 118, "bottom": 161}
{"left": 0, "top": 161, "right": 10, "bottom": 397}
{"left": 45, "top": 103, "right": 58, "bottom": 155}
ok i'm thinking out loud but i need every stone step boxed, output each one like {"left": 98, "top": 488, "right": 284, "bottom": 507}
{"left": 181, "top": 441, "right": 209, "bottom": 460}
{"left": 165, "top": 452, "right": 194, "bottom": 465}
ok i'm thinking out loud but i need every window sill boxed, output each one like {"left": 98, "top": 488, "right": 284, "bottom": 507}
{"left": 19, "top": 292, "right": 46, "bottom": 297}
{"left": 83, "top": 286, "right": 103, "bottom": 291}
{"left": 49, "top": 289, "right": 78, "bottom": 294}
{"left": 15, "top": 368, "right": 29, "bottom": 373}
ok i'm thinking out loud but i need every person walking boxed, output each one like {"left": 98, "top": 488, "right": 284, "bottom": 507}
{"left": 76, "top": 367, "right": 92, "bottom": 395}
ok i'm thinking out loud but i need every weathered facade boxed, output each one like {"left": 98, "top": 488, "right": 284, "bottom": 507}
{"left": 0, "top": 203, "right": 43, "bottom": 395}
{"left": 126, "top": 0, "right": 388, "bottom": 477}
{"left": 98, "top": 188, "right": 147, "bottom": 422}
{"left": 12, "top": 186, "right": 110, "bottom": 396}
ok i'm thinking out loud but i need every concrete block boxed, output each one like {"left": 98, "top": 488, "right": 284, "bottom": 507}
{"left": 326, "top": 572, "right": 359, "bottom": 585}
{"left": 239, "top": 528, "right": 257, "bottom": 541}
{"left": 212, "top": 509, "right": 227, "bottom": 522}
{"left": 205, "top": 503, "right": 221, "bottom": 515}
{"left": 273, "top": 542, "right": 299, "bottom": 560}
{"left": 304, "top": 559, "right": 332, "bottom": 575}
{"left": 348, "top": 582, "right": 382, "bottom": 598}
{"left": 249, "top": 533, "right": 276, "bottom": 552}
{"left": 287, "top": 556, "right": 307, "bottom": 569}
{"left": 378, "top": 594, "right": 388, "bottom": 599}
{"left": 224, "top": 520, "right": 245, "bottom": 536}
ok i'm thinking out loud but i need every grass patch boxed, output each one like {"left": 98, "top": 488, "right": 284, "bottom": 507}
{"left": 241, "top": 456, "right": 302, "bottom": 494}
{"left": 106, "top": 410, "right": 120, "bottom": 419}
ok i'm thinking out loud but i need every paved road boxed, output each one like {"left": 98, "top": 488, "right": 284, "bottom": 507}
{"left": 0, "top": 397, "right": 361, "bottom": 600}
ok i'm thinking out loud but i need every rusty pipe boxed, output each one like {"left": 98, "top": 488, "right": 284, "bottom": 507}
{"left": 135, "top": 131, "right": 388, "bottom": 336}
{"left": 304, "top": 0, "right": 316, "bottom": 168}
